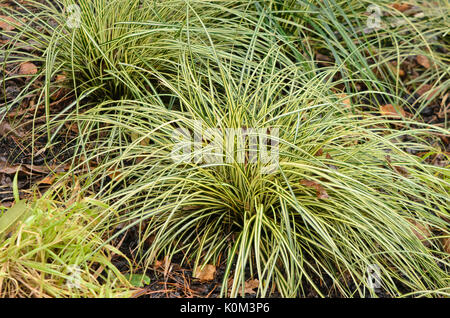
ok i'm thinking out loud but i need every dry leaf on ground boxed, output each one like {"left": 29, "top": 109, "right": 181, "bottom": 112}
{"left": 407, "top": 219, "right": 431, "bottom": 246}
{"left": 314, "top": 148, "right": 324, "bottom": 156}
{"left": 23, "top": 164, "right": 51, "bottom": 174}
{"left": 0, "top": 162, "right": 21, "bottom": 174}
{"left": 385, "top": 155, "right": 410, "bottom": 177}
{"left": 300, "top": 179, "right": 329, "bottom": 199}
{"left": 388, "top": 62, "right": 405, "bottom": 77}
{"left": 315, "top": 53, "right": 334, "bottom": 66}
{"left": 0, "top": 121, "right": 24, "bottom": 138}
{"left": 65, "top": 122, "right": 80, "bottom": 134}
{"left": 0, "top": 15, "right": 22, "bottom": 31}
{"left": 193, "top": 264, "right": 216, "bottom": 281}
{"left": 380, "top": 104, "right": 406, "bottom": 117}
{"left": 316, "top": 53, "right": 333, "bottom": 62}
{"left": 416, "top": 55, "right": 431, "bottom": 69}
{"left": 336, "top": 93, "right": 351, "bottom": 108}
{"left": 392, "top": 165, "right": 409, "bottom": 177}
{"left": 0, "top": 161, "right": 56, "bottom": 176}
{"left": 325, "top": 153, "right": 338, "bottom": 170}
{"left": 228, "top": 278, "right": 260, "bottom": 296}
{"left": 417, "top": 84, "right": 440, "bottom": 101}
{"left": 19, "top": 62, "right": 38, "bottom": 75}
{"left": 239, "top": 279, "right": 259, "bottom": 296}
{"left": 442, "top": 238, "right": 450, "bottom": 254}
{"left": 38, "top": 175, "right": 56, "bottom": 185}
{"left": 390, "top": 3, "right": 413, "bottom": 12}
{"left": 154, "top": 256, "right": 172, "bottom": 277}
{"left": 55, "top": 74, "right": 67, "bottom": 82}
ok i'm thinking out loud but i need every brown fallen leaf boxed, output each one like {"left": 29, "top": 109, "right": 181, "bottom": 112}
{"left": 107, "top": 166, "right": 121, "bottom": 180}
{"left": 388, "top": 62, "right": 405, "bottom": 77}
{"left": 154, "top": 256, "right": 171, "bottom": 277}
{"left": 337, "top": 93, "right": 351, "bottom": 108}
{"left": 300, "top": 179, "right": 329, "bottom": 199}
{"left": 0, "top": 161, "right": 55, "bottom": 176}
{"left": 239, "top": 279, "right": 259, "bottom": 296}
{"left": 314, "top": 148, "right": 324, "bottom": 156}
{"left": 1, "top": 202, "right": 13, "bottom": 208}
{"left": 393, "top": 165, "right": 409, "bottom": 177}
{"left": 442, "top": 237, "right": 450, "bottom": 254}
{"left": 301, "top": 179, "right": 317, "bottom": 187}
{"left": 416, "top": 55, "right": 431, "bottom": 69}
{"left": 390, "top": 3, "right": 412, "bottom": 12}
{"left": 417, "top": 84, "right": 440, "bottom": 101}
{"left": 19, "top": 62, "right": 38, "bottom": 75}
{"left": 0, "top": 15, "right": 22, "bottom": 31}
{"left": 55, "top": 74, "right": 67, "bottom": 82}
{"left": 154, "top": 259, "right": 163, "bottom": 268}
{"left": 6, "top": 101, "right": 36, "bottom": 118}
{"left": 227, "top": 278, "right": 260, "bottom": 296}
{"left": 380, "top": 104, "right": 406, "bottom": 117}
{"left": 0, "top": 162, "right": 21, "bottom": 174}
{"left": 193, "top": 264, "right": 216, "bottom": 281}
{"left": 38, "top": 175, "right": 56, "bottom": 185}
{"left": 23, "top": 164, "right": 51, "bottom": 174}
{"left": 317, "top": 188, "right": 329, "bottom": 199}
{"left": 50, "top": 88, "right": 65, "bottom": 101}
{"left": 316, "top": 53, "right": 333, "bottom": 62}
{"left": 407, "top": 219, "right": 431, "bottom": 246}
{"left": 0, "top": 121, "right": 25, "bottom": 138}
{"left": 385, "top": 155, "right": 410, "bottom": 177}
{"left": 65, "top": 122, "right": 79, "bottom": 134}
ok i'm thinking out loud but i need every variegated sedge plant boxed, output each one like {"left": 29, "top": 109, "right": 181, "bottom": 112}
{"left": 64, "top": 49, "right": 449, "bottom": 297}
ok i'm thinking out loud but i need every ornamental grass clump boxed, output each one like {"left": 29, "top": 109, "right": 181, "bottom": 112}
{"left": 1, "top": 0, "right": 268, "bottom": 114}
{"left": 66, "top": 53, "right": 449, "bottom": 297}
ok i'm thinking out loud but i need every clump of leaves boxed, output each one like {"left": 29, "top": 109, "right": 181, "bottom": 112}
{"left": 0, "top": 183, "right": 132, "bottom": 298}
{"left": 0, "top": 0, "right": 262, "bottom": 119}
{"left": 260, "top": 0, "right": 450, "bottom": 122}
